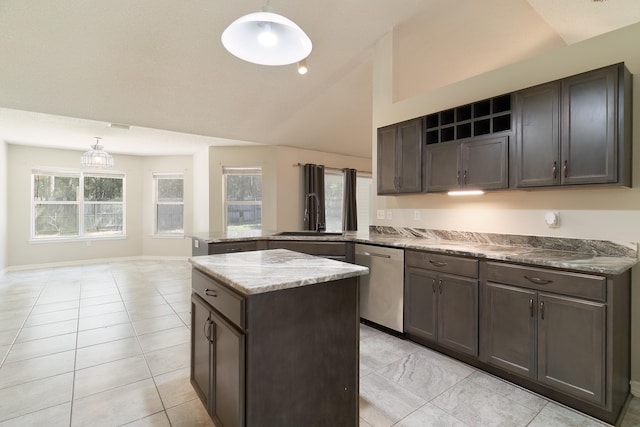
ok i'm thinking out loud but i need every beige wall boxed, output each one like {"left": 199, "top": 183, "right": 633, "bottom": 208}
{"left": 372, "top": 23, "right": 640, "bottom": 389}
{"left": 6, "top": 144, "right": 190, "bottom": 268}
{"left": 192, "top": 147, "right": 210, "bottom": 233}
{"left": 208, "top": 145, "right": 371, "bottom": 233}
{"left": 0, "top": 141, "right": 7, "bottom": 272}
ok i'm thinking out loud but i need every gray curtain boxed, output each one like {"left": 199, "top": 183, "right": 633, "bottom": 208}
{"left": 342, "top": 168, "right": 358, "bottom": 231}
{"left": 303, "top": 164, "right": 325, "bottom": 231}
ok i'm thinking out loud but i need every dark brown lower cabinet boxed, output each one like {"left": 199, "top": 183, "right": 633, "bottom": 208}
{"left": 404, "top": 251, "right": 479, "bottom": 356}
{"left": 482, "top": 283, "right": 605, "bottom": 404}
{"left": 537, "top": 292, "right": 605, "bottom": 404}
{"left": 480, "top": 261, "right": 629, "bottom": 424}
{"left": 191, "top": 294, "right": 245, "bottom": 427}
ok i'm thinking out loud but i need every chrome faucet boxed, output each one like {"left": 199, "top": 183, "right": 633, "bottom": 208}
{"left": 304, "top": 192, "right": 324, "bottom": 231}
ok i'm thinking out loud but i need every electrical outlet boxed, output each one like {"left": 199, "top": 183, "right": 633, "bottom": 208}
{"left": 414, "top": 210, "right": 421, "bottom": 221}
{"left": 385, "top": 210, "right": 392, "bottom": 220}
{"left": 376, "top": 210, "right": 385, "bottom": 220}
{"left": 194, "top": 239, "right": 200, "bottom": 248}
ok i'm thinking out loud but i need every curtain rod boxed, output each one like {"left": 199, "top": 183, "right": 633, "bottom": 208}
{"left": 293, "top": 163, "right": 371, "bottom": 174}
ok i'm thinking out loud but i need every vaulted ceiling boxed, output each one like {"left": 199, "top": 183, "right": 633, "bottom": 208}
{"left": 1, "top": 0, "right": 639, "bottom": 158}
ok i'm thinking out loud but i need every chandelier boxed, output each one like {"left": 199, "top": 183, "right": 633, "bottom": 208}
{"left": 80, "top": 137, "right": 114, "bottom": 169}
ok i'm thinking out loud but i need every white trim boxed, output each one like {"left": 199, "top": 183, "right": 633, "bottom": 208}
{"left": 631, "top": 380, "right": 640, "bottom": 397}
{"left": 3, "top": 255, "right": 190, "bottom": 272}
{"left": 29, "top": 235, "right": 128, "bottom": 244}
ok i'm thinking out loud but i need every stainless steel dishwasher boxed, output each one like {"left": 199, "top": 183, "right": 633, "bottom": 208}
{"left": 355, "top": 244, "right": 404, "bottom": 333}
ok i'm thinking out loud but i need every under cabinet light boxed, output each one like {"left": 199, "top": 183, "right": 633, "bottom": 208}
{"left": 447, "top": 190, "right": 485, "bottom": 196}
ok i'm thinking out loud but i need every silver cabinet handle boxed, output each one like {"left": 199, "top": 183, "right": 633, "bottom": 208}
{"left": 438, "top": 279, "right": 443, "bottom": 294}
{"left": 540, "top": 300, "right": 545, "bottom": 320}
{"left": 429, "top": 260, "right": 448, "bottom": 268}
{"left": 524, "top": 276, "right": 552, "bottom": 285}
{"left": 552, "top": 161, "right": 557, "bottom": 179}
{"left": 431, "top": 278, "right": 436, "bottom": 293}
{"left": 563, "top": 160, "right": 568, "bottom": 178}
{"left": 203, "top": 317, "right": 212, "bottom": 342}
{"left": 457, "top": 170, "right": 461, "bottom": 185}
{"left": 464, "top": 170, "right": 468, "bottom": 185}
{"left": 529, "top": 298, "right": 534, "bottom": 318}
{"left": 204, "top": 288, "right": 218, "bottom": 297}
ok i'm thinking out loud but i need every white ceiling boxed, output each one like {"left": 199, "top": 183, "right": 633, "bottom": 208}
{"left": 0, "top": 0, "right": 639, "bottom": 158}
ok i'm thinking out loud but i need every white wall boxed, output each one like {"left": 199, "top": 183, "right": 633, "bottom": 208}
{"left": 372, "top": 22, "right": 640, "bottom": 387}
{"left": 0, "top": 141, "right": 7, "bottom": 272}
{"left": 208, "top": 145, "right": 371, "bottom": 232}
{"left": 140, "top": 155, "right": 192, "bottom": 258}
{"left": 6, "top": 144, "right": 191, "bottom": 267}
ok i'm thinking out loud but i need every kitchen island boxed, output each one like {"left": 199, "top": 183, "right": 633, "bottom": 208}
{"left": 189, "top": 249, "right": 368, "bottom": 427}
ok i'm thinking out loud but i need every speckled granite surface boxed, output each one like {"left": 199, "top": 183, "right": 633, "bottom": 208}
{"left": 189, "top": 227, "right": 639, "bottom": 275}
{"left": 189, "top": 249, "right": 369, "bottom": 295}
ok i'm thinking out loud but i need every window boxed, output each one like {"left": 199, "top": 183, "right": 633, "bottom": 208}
{"left": 32, "top": 169, "right": 125, "bottom": 240}
{"left": 154, "top": 174, "right": 184, "bottom": 235}
{"left": 223, "top": 167, "right": 262, "bottom": 233}
{"left": 324, "top": 172, "right": 372, "bottom": 232}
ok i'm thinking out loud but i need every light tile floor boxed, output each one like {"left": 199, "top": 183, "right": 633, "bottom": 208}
{"left": 0, "top": 260, "right": 637, "bottom": 426}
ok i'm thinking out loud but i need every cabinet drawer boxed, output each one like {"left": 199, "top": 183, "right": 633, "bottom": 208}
{"left": 209, "top": 241, "right": 257, "bottom": 255}
{"left": 192, "top": 268, "right": 245, "bottom": 328}
{"left": 267, "top": 241, "right": 346, "bottom": 257}
{"left": 405, "top": 250, "right": 478, "bottom": 278}
{"left": 486, "top": 262, "right": 606, "bottom": 302}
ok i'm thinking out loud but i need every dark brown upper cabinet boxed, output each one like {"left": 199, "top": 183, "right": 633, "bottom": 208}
{"left": 377, "top": 118, "right": 423, "bottom": 194}
{"left": 514, "top": 63, "right": 631, "bottom": 188}
{"left": 424, "top": 135, "right": 509, "bottom": 192}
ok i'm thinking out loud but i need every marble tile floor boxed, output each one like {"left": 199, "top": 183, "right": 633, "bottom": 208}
{"left": 0, "top": 260, "right": 637, "bottom": 426}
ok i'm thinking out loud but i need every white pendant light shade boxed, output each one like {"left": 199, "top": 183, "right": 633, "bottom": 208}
{"left": 81, "top": 137, "right": 114, "bottom": 169}
{"left": 221, "top": 11, "right": 312, "bottom": 66}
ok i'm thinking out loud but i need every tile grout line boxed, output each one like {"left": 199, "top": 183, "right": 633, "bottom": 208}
{"left": 113, "top": 264, "right": 175, "bottom": 427}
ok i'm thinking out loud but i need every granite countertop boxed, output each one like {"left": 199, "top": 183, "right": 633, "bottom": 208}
{"left": 189, "top": 249, "right": 369, "bottom": 296}
{"left": 188, "top": 227, "right": 639, "bottom": 275}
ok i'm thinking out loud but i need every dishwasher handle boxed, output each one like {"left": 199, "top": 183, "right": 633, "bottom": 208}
{"left": 361, "top": 251, "right": 391, "bottom": 259}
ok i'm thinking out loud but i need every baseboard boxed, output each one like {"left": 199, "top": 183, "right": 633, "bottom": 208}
{"left": 3, "top": 255, "right": 190, "bottom": 272}
{"left": 632, "top": 380, "right": 640, "bottom": 397}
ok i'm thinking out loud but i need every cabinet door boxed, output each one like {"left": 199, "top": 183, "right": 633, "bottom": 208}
{"left": 377, "top": 125, "right": 398, "bottom": 194}
{"left": 537, "top": 293, "right": 605, "bottom": 405}
{"left": 191, "top": 295, "right": 213, "bottom": 412}
{"left": 404, "top": 267, "right": 438, "bottom": 342}
{"left": 514, "top": 83, "right": 560, "bottom": 188}
{"left": 482, "top": 283, "right": 536, "bottom": 379}
{"left": 437, "top": 273, "right": 478, "bottom": 356}
{"left": 561, "top": 65, "right": 618, "bottom": 185}
{"left": 397, "top": 118, "right": 423, "bottom": 193}
{"left": 425, "top": 142, "right": 461, "bottom": 192}
{"left": 462, "top": 136, "right": 509, "bottom": 190}
{"left": 210, "top": 309, "right": 245, "bottom": 427}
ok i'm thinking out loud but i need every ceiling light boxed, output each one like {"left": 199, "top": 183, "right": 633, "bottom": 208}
{"left": 297, "top": 58, "right": 308, "bottom": 75}
{"left": 81, "top": 137, "right": 114, "bottom": 169}
{"left": 221, "top": 10, "right": 312, "bottom": 66}
{"left": 447, "top": 190, "right": 485, "bottom": 196}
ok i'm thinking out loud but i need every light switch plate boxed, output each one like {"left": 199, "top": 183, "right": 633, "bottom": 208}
{"left": 385, "top": 210, "right": 392, "bottom": 220}
{"left": 376, "top": 210, "right": 385, "bottom": 220}
{"left": 414, "top": 210, "right": 421, "bottom": 220}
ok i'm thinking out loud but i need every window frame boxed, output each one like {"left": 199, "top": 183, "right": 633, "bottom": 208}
{"left": 223, "top": 166, "right": 263, "bottom": 233}
{"left": 153, "top": 173, "right": 185, "bottom": 236}
{"left": 31, "top": 167, "right": 126, "bottom": 242}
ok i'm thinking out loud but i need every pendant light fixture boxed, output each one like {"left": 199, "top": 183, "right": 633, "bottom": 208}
{"left": 221, "top": 3, "right": 312, "bottom": 66}
{"left": 81, "top": 137, "right": 114, "bottom": 169}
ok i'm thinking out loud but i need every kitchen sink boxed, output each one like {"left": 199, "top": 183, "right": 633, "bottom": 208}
{"left": 274, "top": 231, "right": 343, "bottom": 236}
